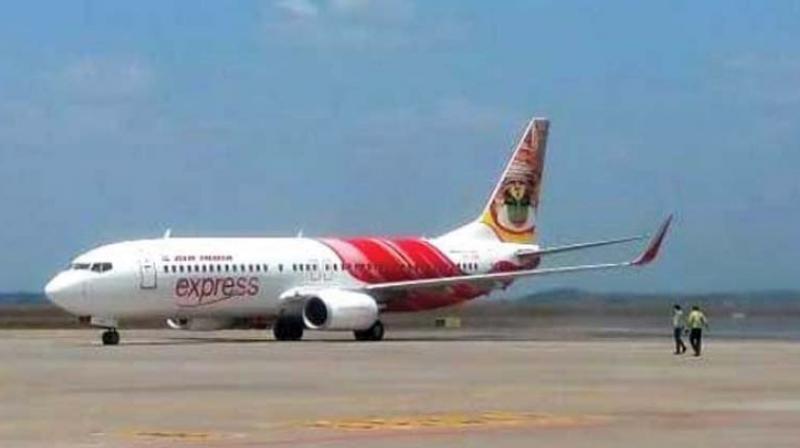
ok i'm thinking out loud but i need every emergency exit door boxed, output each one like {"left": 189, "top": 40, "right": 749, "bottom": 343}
{"left": 139, "top": 259, "right": 157, "bottom": 289}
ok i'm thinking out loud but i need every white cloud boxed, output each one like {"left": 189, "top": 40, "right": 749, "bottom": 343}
{"left": 329, "top": 0, "right": 414, "bottom": 21}
{"left": 276, "top": 0, "right": 319, "bottom": 19}
{"left": 329, "top": 0, "right": 371, "bottom": 13}
{"left": 263, "top": 0, "right": 459, "bottom": 50}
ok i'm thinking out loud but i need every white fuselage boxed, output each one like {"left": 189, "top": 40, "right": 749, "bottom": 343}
{"left": 45, "top": 235, "right": 533, "bottom": 322}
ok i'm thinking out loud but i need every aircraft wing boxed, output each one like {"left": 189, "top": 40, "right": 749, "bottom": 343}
{"left": 363, "top": 215, "right": 672, "bottom": 294}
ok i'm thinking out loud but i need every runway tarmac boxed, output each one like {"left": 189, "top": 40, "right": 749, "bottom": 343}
{"left": 1, "top": 329, "right": 799, "bottom": 447}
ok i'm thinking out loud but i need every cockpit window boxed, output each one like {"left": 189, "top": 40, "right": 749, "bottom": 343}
{"left": 90, "top": 262, "right": 113, "bottom": 273}
{"left": 71, "top": 263, "right": 91, "bottom": 270}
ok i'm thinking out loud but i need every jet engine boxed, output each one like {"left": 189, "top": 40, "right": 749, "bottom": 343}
{"left": 302, "top": 290, "right": 378, "bottom": 331}
{"left": 166, "top": 317, "right": 234, "bottom": 331}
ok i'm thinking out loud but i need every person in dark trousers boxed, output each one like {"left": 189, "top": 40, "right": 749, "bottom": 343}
{"left": 686, "top": 305, "right": 709, "bottom": 356}
{"left": 672, "top": 304, "right": 687, "bottom": 355}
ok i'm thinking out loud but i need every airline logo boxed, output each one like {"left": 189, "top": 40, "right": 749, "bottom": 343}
{"left": 481, "top": 119, "right": 548, "bottom": 243}
{"left": 174, "top": 276, "right": 259, "bottom": 307}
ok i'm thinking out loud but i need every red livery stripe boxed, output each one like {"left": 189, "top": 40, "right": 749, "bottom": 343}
{"left": 318, "top": 237, "right": 484, "bottom": 311}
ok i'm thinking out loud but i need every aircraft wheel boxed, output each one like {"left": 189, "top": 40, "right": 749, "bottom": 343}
{"left": 273, "top": 317, "right": 304, "bottom": 341}
{"left": 354, "top": 320, "right": 384, "bottom": 341}
{"left": 101, "top": 329, "right": 120, "bottom": 346}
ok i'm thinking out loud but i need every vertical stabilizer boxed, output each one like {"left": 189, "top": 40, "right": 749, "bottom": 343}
{"left": 478, "top": 118, "right": 549, "bottom": 243}
{"left": 437, "top": 117, "right": 549, "bottom": 245}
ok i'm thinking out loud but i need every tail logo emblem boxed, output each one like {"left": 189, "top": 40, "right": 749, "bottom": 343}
{"left": 481, "top": 119, "right": 548, "bottom": 243}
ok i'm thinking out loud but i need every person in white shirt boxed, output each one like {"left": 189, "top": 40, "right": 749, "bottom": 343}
{"left": 672, "top": 304, "right": 687, "bottom": 355}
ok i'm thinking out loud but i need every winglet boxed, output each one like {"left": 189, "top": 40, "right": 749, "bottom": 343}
{"left": 632, "top": 215, "right": 673, "bottom": 266}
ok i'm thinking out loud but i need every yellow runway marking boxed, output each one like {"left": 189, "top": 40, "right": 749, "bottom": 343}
{"left": 303, "top": 411, "right": 609, "bottom": 432}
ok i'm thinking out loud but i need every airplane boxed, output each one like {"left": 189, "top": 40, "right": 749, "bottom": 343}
{"left": 44, "top": 117, "right": 672, "bottom": 345}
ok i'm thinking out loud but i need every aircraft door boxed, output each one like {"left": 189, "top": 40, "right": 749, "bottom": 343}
{"left": 139, "top": 258, "right": 157, "bottom": 289}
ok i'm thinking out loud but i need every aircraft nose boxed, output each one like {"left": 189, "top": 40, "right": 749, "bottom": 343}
{"left": 45, "top": 272, "right": 84, "bottom": 312}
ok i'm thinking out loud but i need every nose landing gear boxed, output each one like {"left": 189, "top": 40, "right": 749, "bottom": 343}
{"left": 89, "top": 316, "right": 120, "bottom": 346}
{"left": 101, "top": 329, "right": 120, "bottom": 346}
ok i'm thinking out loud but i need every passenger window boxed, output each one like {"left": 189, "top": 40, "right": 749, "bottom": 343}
{"left": 232, "top": 265, "right": 237, "bottom": 272}
{"left": 164, "top": 266, "right": 169, "bottom": 274}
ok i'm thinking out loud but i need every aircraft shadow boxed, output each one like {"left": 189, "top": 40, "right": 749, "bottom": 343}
{"left": 115, "top": 334, "right": 553, "bottom": 346}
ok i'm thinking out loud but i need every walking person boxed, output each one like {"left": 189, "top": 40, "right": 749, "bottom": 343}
{"left": 686, "top": 305, "right": 709, "bottom": 356}
{"left": 672, "top": 304, "right": 687, "bottom": 355}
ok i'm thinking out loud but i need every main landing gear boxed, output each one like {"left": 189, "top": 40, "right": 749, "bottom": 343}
{"left": 101, "top": 329, "right": 120, "bottom": 346}
{"left": 273, "top": 316, "right": 304, "bottom": 341}
{"left": 272, "top": 318, "right": 385, "bottom": 342}
{"left": 354, "top": 320, "right": 385, "bottom": 341}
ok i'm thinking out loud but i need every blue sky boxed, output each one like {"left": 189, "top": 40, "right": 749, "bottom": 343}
{"left": 1, "top": 1, "right": 798, "bottom": 293}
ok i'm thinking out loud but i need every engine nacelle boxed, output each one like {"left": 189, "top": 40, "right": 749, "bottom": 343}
{"left": 302, "top": 290, "right": 378, "bottom": 331}
{"left": 166, "top": 317, "right": 234, "bottom": 331}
